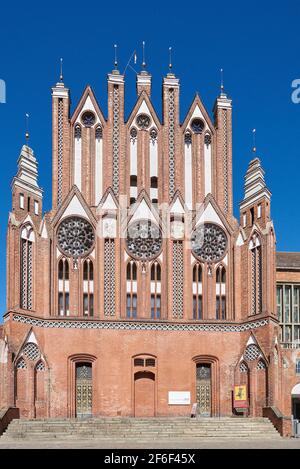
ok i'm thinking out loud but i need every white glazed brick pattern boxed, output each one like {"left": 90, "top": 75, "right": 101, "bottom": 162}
{"left": 23, "top": 342, "right": 40, "bottom": 361}
{"left": 104, "top": 239, "right": 116, "bottom": 316}
{"left": 112, "top": 85, "right": 120, "bottom": 195}
{"left": 168, "top": 88, "right": 175, "bottom": 199}
{"left": 172, "top": 241, "right": 184, "bottom": 319}
{"left": 57, "top": 98, "right": 63, "bottom": 206}
{"left": 12, "top": 313, "right": 270, "bottom": 332}
{"left": 244, "top": 344, "right": 261, "bottom": 361}
{"left": 223, "top": 110, "right": 228, "bottom": 213}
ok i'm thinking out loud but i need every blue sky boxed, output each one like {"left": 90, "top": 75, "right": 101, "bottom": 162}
{"left": 0, "top": 0, "right": 299, "bottom": 315}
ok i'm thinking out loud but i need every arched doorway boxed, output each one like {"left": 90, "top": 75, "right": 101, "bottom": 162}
{"left": 76, "top": 363, "right": 92, "bottom": 418}
{"left": 292, "top": 383, "right": 300, "bottom": 419}
{"left": 196, "top": 364, "right": 212, "bottom": 417}
{"left": 134, "top": 371, "right": 155, "bottom": 417}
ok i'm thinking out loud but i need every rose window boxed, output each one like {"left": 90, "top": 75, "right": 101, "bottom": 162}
{"left": 191, "top": 118, "right": 205, "bottom": 134}
{"left": 191, "top": 223, "right": 227, "bottom": 263}
{"left": 126, "top": 219, "right": 162, "bottom": 261}
{"left": 136, "top": 114, "right": 151, "bottom": 130}
{"left": 81, "top": 111, "right": 96, "bottom": 127}
{"left": 57, "top": 217, "right": 95, "bottom": 257}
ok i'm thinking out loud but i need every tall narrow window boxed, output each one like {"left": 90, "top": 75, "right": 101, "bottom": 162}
{"left": 216, "top": 266, "right": 226, "bottom": 320}
{"left": 20, "top": 225, "right": 34, "bottom": 310}
{"left": 126, "top": 261, "right": 137, "bottom": 319}
{"left": 250, "top": 235, "right": 262, "bottom": 315}
{"left": 58, "top": 258, "right": 69, "bottom": 316}
{"left": 83, "top": 259, "right": 94, "bottom": 317}
{"left": 34, "top": 200, "right": 39, "bottom": 215}
{"left": 151, "top": 262, "right": 161, "bottom": 319}
{"left": 19, "top": 193, "right": 24, "bottom": 209}
{"left": 193, "top": 263, "right": 203, "bottom": 320}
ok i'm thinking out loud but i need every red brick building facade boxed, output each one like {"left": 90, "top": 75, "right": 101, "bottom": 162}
{"left": 0, "top": 65, "right": 299, "bottom": 422}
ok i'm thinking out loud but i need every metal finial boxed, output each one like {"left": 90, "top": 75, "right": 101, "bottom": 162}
{"left": 220, "top": 68, "right": 224, "bottom": 92}
{"left": 25, "top": 113, "right": 30, "bottom": 144}
{"left": 142, "top": 41, "right": 146, "bottom": 69}
{"left": 60, "top": 58, "right": 64, "bottom": 82}
{"left": 114, "top": 44, "right": 118, "bottom": 68}
{"left": 252, "top": 129, "right": 257, "bottom": 154}
{"left": 169, "top": 46, "right": 172, "bottom": 71}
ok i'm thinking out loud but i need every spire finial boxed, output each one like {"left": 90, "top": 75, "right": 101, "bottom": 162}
{"left": 114, "top": 44, "right": 118, "bottom": 69}
{"left": 25, "top": 113, "right": 30, "bottom": 144}
{"left": 60, "top": 58, "right": 64, "bottom": 82}
{"left": 252, "top": 128, "right": 257, "bottom": 155}
{"left": 168, "top": 46, "right": 172, "bottom": 71}
{"left": 142, "top": 41, "right": 146, "bottom": 69}
{"left": 220, "top": 68, "right": 224, "bottom": 93}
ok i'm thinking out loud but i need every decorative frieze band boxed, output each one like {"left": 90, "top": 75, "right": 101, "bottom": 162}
{"left": 11, "top": 313, "right": 270, "bottom": 333}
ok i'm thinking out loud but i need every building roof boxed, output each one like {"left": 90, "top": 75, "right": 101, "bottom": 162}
{"left": 276, "top": 252, "right": 300, "bottom": 271}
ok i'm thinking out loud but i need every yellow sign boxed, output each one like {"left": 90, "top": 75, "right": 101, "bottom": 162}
{"left": 234, "top": 385, "right": 247, "bottom": 402}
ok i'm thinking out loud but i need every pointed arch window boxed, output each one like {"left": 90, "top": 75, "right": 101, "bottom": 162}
{"left": 126, "top": 260, "right": 137, "bottom": 319}
{"left": 216, "top": 265, "right": 226, "bottom": 320}
{"left": 20, "top": 225, "right": 35, "bottom": 310}
{"left": 151, "top": 262, "right": 161, "bottom": 319}
{"left": 250, "top": 235, "right": 262, "bottom": 315}
{"left": 83, "top": 259, "right": 94, "bottom": 317}
{"left": 58, "top": 258, "right": 70, "bottom": 316}
{"left": 193, "top": 263, "right": 203, "bottom": 320}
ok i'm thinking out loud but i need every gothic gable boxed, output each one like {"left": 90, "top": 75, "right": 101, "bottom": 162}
{"left": 127, "top": 91, "right": 161, "bottom": 130}
{"left": 52, "top": 186, "right": 97, "bottom": 228}
{"left": 181, "top": 94, "right": 215, "bottom": 134}
{"left": 71, "top": 85, "right": 106, "bottom": 127}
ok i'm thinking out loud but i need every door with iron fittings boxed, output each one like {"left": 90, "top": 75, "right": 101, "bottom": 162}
{"left": 76, "top": 363, "right": 92, "bottom": 418}
{"left": 196, "top": 364, "right": 212, "bottom": 417}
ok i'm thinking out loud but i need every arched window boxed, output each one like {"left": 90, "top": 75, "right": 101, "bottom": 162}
{"left": 58, "top": 258, "right": 70, "bottom": 316}
{"left": 250, "top": 234, "right": 262, "bottom": 315}
{"left": 83, "top": 259, "right": 94, "bottom": 317}
{"left": 126, "top": 261, "right": 137, "bottom": 319}
{"left": 151, "top": 262, "right": 161, "bottom": 319}
{"left": 216, "top": 265, "right": 226, "bottom": 320}
{"left": 193, "top": 263, "right": 203, "bottom": 320}
{"left": 20, "top": 224, "right": 35, "bottom": 310}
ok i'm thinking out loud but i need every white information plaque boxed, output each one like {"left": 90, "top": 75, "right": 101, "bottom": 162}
{"left": 168, "top": 392, "right": 191, "bottom": 405}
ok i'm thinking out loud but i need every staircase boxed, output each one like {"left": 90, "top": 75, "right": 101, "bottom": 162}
{"left": 1, "top": 417, "right": 281, "bottom": 442}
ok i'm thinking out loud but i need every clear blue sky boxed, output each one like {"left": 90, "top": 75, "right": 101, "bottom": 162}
{"left": 0, "top": 0, "right": 299, "bottom": 315}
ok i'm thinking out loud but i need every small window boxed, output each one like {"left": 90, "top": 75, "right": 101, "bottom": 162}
{"left": 145, "top": 358, "right": 155, "bottom": 367}
{"left": 134, "top": 358, "right": 144, "bottom": 367}
{"left": 20, "top": 194, "right": 24, "bottom": 210}
{"left": 34, "top": 200, "right": 39, "bottom": 215}
{"left": 152, "top": 199, "right": 158, "bottom": 205}
{"left": 296, "top": 359, "right": 300, "bottom": 375}
{"left": 150, "top": 177, "right": 158, "bottom": 189}
{"left": 130, "top": 197, "right": 136, "bottom": 205}
{"left": 130, "top": 175, "right": 137, "bottom": 187}
{"left": 243, "top": 213, "right": 247, "bottom": 228}
{"left": 27, "top": 197, "right": 31, "bottom": 212}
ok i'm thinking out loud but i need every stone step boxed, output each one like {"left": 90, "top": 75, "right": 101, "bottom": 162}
{"left": 1, "top": 432, "right": 281, "bottom": 439}
{"left": 1, "top": 417, "right": 280, "bottom": 441}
